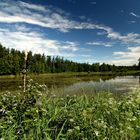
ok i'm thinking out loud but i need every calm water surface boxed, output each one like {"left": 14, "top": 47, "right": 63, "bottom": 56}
{"left": 59, "top": 76, "right": 140, "bottom": 95}
{"left": 0, "top": 75, "right": 140, "bottom": 94}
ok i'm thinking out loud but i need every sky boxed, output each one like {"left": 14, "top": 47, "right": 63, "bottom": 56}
{"left": 0, "top": 0, "right": 140, "bottom": 66}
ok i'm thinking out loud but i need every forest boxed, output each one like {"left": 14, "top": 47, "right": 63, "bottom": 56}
{"left": 0, "top": 43, "right": 139, "bottom": 75}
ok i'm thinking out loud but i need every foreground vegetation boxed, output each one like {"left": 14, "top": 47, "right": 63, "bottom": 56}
{"left": 0, "top": 81, "right": 140, "bottom": 140}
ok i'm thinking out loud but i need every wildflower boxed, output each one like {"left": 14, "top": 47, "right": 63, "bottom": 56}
{"left": 74, "top": 126, "right": 80, "bottom": 131}
{"left": 0, "top": 108, "right": 6, "bottom": 114}
{"left": 41, "top": 108, "right": 47, "bottom": 113}
{"left": 94, "top": 130, "right": 99, "bottom": 136}
{"left": 28, "top": 79, "right": 33, "bottom": 83}
{"left": 127, "top": 126, "right": 133, "bottom": 130}
{"left": 103, "top": 124, "right": 107, "bottom": 128}
{"left": 70, "top": 119, "right": 74, "bottom": 122}
{"left": 13, "top": 103, "right": 17, "bottom": 107}
{"left": 68, "top": 129, "right": 73, "bottom": 134}
{"left": 82, "top": 110, "right": 87, "bottom": 117}
{"left": 52, "top": 94, "right": 56, "bottom": 97}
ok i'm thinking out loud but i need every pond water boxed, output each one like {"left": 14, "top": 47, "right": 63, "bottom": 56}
{"left": 0, "top": 75, "right": 140, "bottom": 94}
{"left": 56, "top": 76, "right": 140, "bottom": 96}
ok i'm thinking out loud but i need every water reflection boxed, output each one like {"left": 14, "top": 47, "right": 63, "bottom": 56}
{"left": 0, "top": 75, "right": 140, "bottom": 93}
{"left": 55, "top": 76, "right": 140, "bottom": 96}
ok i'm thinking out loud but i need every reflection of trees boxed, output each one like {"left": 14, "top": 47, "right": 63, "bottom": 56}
{"left": 100, "top": 75, "right": 116, "bottom": 81}
{"left": 0, "top": 80, "right": 22, "bottom": 91}
{"left": 134, "top": 75, "right": 140, "bottom": 84}
{"left": 79, "top": 75, "right": 117, "bottom": 82}
{"left": 133, "top": 75, "right": 137, "bottom": 78}
{"left": 138, "top": 58, "right": 140, "bottom": 69}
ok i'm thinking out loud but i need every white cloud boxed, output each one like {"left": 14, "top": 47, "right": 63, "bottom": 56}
{"left": 0, "top": 0, "right": 91, "bottom": 32}
{"left": 113, "top": 46, "right": 140, "bottom": 59}
{"left": 0, "top": 0, "right": 77, "bottom": 32}
{"left": 90, "top": 2, "right": 97, "bottom": 5}
{"left": 18, "top": 1, "right": 47, "bottom": 12}
{"left": 103, "top": 59, "right": 137, "bottom": 66}
{"left": 130, "top": 12, "right": 140, "bottom": 18}
{"left": 0, "top": 26, "right": 79, "bottom": 56}
{"left": 107, "top": 31, "right": 140, "bottom": 44}
{"left": 0, "top": 0, "right": 140, "bottom": 45}
{"left": 95, "top": 47, "right": 140, "bottom": 66}
{"left": 86, "top": 24, "right": 140, "bottom": 45}
{"left": 87, "top": 41, "right": 113, "bottom": 47}
{"left": 129, "top": 21, "right": 136, "bottom": 24}
{"left": 62, "top": 41, "right": 79, "bottom": 51}
{"left": 105, "top": 46, "right": 140, "bottom": 66}
{"left": 97, "top": 31, "right": 107, "bottom": 36}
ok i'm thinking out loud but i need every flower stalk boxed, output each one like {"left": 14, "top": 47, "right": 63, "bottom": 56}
{"left": 23, "top": 50, "right": 28, "bottom": 92}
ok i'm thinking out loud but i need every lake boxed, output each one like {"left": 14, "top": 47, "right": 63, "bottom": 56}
{"left": 0, "top": 74, "right": 140, "bottom": 95}
{"left": 57, "top": 76, "right": 140, "bottom": 96}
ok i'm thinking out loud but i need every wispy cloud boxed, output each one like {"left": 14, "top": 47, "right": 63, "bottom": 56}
{"left": 105, "top": 46, "right": 140, "bottom": 66}
{"left": 87, "top": 41, "right": 113, "bottom": 47}
{"left": 103, "top": 59, "right": 137, "bottom": 66}
{"left": 96, "top": 47, "right": 140, "bottom": 66}
{"left": 90, "top": 2, "right": 97, "bottom": 5}
{"left": 130, "top": 12, "right": 140, "bottom": 18}
{"left": 113, "top": 46, "right": 140, "bottom": 59}
{"left": 106, "top": 32, "right": 140, "bottom": 44}
{"left": 0, "top": 0, "right": 77, "bottom": 32}
{"left": 97, "top": 31, "right": 107, "bottom": 36}
{"left": 0, "top": 25, "right": 79, "bottom": 56}
{"left": 129, "top": 21, "right": 136, "bottom": 24}
{"left": 18, "top": 1, "right": 47, "bottom": 12}
{"left": 0, "top": 0, "right": 140, "bottom": 46}
{"left": 60, "top": 41, "right": 79, "bottom": 51}
{"left": 79, "top": 16, "right": 86, "bottom": 20}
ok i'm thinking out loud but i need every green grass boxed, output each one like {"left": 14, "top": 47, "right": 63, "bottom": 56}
{"left": 1, "top": 70, "right": 140, "bottom": 78}
{"left": 0, "top": 81, "right": 140, "bottom": 140}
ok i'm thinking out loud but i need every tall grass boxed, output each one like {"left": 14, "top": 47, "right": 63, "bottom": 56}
{"left": 0, "top": 80, "right": 140, "bottom": 139}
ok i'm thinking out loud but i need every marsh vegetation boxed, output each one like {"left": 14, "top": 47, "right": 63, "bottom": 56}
{"left": 0, "top": 80, "right": 140, "bottom": 140}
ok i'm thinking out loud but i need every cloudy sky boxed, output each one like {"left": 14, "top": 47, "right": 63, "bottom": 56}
{"left": 0, "top": 0, "right": 140, "bottom": 65}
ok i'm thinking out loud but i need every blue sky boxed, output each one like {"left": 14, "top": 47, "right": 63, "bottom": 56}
{"left": 0, "top": 0, "right": 140, "bottom": 65}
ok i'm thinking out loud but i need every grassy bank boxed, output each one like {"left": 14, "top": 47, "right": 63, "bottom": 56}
{"left": 0, "top": 81, "right": 140, "bottom": 140}
{"left": 1, "top": 70, "right": 140, "bottom": 78}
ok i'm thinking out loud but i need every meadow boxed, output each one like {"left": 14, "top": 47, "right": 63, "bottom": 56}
{"left": 0, "top": 80, "right": 140, "bottom": 140}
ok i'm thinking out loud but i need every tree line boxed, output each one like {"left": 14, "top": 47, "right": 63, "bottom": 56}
{"left": 0, "top": 43, "right": 139, "bottom": 75}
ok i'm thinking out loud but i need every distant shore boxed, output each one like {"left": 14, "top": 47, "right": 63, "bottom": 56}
{"left": 0, "top": 70, "right": 140, "bottom": 79}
